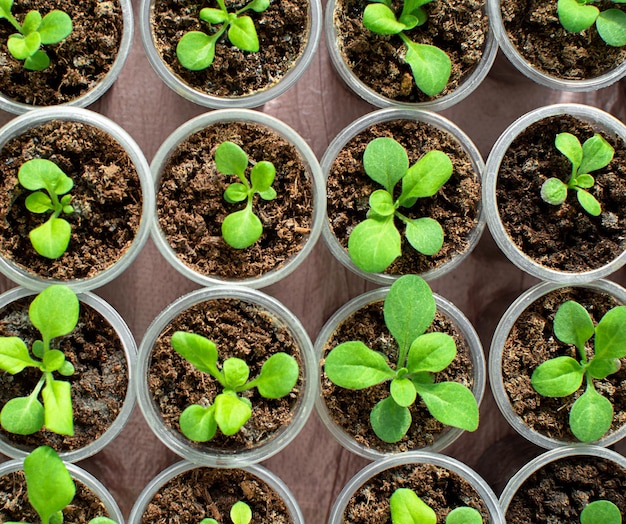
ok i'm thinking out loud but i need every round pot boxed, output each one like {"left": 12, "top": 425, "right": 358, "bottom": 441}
{"left": 136, "top": 286, "right": 317, "bottom": 468}
{"left": 483, "top": 103, "right": 626, "bottom": 283}
{"left": 150, "top": 109, "right": 325, "bottom": 289}
{"left": 0, "top": 106, "right": 154, "bottom": 293}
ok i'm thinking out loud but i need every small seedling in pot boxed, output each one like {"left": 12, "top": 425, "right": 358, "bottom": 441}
{"left": 348, "top": 137, "right": 453, "bottom": 273}
{"left": 171, "top": 330, "right": 299, "bottom": 441}
{"left": 0, "top": 285, "right": 79, "bottom": 436}
{"left": 531, "top": 300, "right": 626, "bottom": 442}
{"left": 580, "top": 500, "right": 622, "bottom": 524}
{"left": 390, "top": 488, "right": 483, "bottom": 524}
{"left": 215, "top": 141, "right": 277, "bottom": 249}
{"left": 4, "top": 446, "right": 116, "bottom": 524}
{"left": 324, "top": 275, "right": 478, "bottom": 443}
{"left": 200, "top": 501, "right": 252, "bottom": 524}
{"left": 18, "top": 158, "right": 75, "bottom": 259}
{"left": 362, "top": 0, "right": 452, "bottom": 96}
{"left": 0, "top": 0, "right": 72, "bottom": 70}
{"left": 176, "top": 0, "right": 270, "bottom": 70}
{"left": 557, "top": 0, "right": 626, "bottom": 47}
{"left": 540, "top": 132, "right": 614, "bottom": 217}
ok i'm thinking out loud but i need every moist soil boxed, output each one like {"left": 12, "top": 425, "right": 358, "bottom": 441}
{"left": 333, "top": 0, "right": 489, "bottom": 103}
{"left": 148, "top": 297, "right": 304, "bottom": 453}
{"left": 156, "top": 121, "right": 314, "bottom": 280}
{"left": 506, "top": 455, "right": 626, "bottom": 522}
{"left": 342, "top": 463, "right": 490, "bottom": 523}
{"left": 0, "top": 470, "right": 111, "bottom": 522}
{"left": 150, "top": 0, "right": 310, "bottom": 98}
{"left": 0, "top": 295, "right": 129, "bottom": 453}
{"left": 500, "top": 287, "right": 626, "bottom": 443}
{"left": 501, "top": 0, "right": 626, "bottom": 80}
{"left": 496, "top": 114, "right": 626, "bottom": 273}
{"left": 326, "top": 119, "right": 482, "bottom": 277}
{"left": 0, "top": 0, "right": 123, "bottom": 106}
{"left": 140, "top": 467, "right": 293, "bottom": 522}
{"left": 320, "top": 299, "right": 475, "bottom": 454}
{"left": 0, "top": 119, "right": 143, "bottom": 282}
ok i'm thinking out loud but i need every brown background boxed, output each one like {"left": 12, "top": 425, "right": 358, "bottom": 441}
{"left": 1, "top": 1, "right": 625, "bottom": 521}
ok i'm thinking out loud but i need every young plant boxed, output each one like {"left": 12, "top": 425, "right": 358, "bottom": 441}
{"left": 215, "top": 141, "right": 277, "bottom": 249}
{"left": 171, "top": 330, "right": 299, "bottom": 441}
{"left": 0, "top": 285, "right": 79, "bottom": 436}
{"left": 531, "top": 300, "right": 626, "bottom": 442}
{"left": 176, "top": 0, "right": 270, "bottom": 70}
{"left": 580, "top": 500, "right": 622, "bottom": 524}
{"left": 390, "top": 488, "right": 483, "bottom": 524}
{"left": 0, "top": 0, "right": 72, "bottom": 70}
{"left": 348, "top": 137, "right": 453, "bottom": 273}
{"left": 557, "top": 0, "right": 626, "bottom": 47}
{"left": 199, "top": 501, "right": 252, "bottom": 524}
{"left": 4, "top": 446, "right": 116, "bottom": 524}
{"left": 362, "top": 0, "right": 452, "bottom": 96}
{"left": 540, "top": 132, "right": 614, "bottom": 216}
{"left": 324, "top": 274, "right": 479, "bottom": 443}
{"left": 18, "top": 158, "right": 75, "bottom": 259}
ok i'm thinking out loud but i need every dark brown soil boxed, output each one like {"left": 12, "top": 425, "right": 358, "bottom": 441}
{"left": 0, "top": 295, "right": 129, "bottom": 453}
{"left": 333, "top": 0, "right": 489, "bottom": 103}
{"left": 506, "top": 455, "right": 626, "bottom": 522}
{"left": 0, "top": 470, "right": 111, "bottom": 522}
{"left": 320, "top": 299, "right": 476, "bottom": 453}
{"left": 148, "top": 297, "right": 304, "bottom": 452}
{"left": 0, "top": 119, "right": 143, "bottom": 282}
{"left": 496, "top": 115, "right": 626, "bottom": 273}
{"left": 501, "top": 0, "right": 626, "bottom": 80}
{"left": 150, "top": 0, "right": 310, "bottom": 98}
{"left": 500, "top": 287, "right": 626, "bottom": 442}
{"left": 140, "top": 467, "right": 293, "bottom": 522}
{"left": 341, "top": 463, "right": 490, "bottom": 522}
{"left": 0, "top": 0, "right": 123, "bottom": 106}
{"left": 156, "top": 121, "right": 314, "bottom": 280}
{"left": 326, "top": 119, "right": 482, "bottom": 276}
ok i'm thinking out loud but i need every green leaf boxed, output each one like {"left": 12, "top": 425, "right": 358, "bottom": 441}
{"left": 255, "top": 353, "right": 299, "bottom": 398}
{"left": 403, "top": 40, "right": 451, "bottom": 96}
{"left": 22, "top": 11, "right": 42, "bottom": 35}
{"left": 399, "top": 150, "right": 453, "bottom": 204}
{"left": 176, "top": 31, "right": 217, "bottom": 70}
{"left": 258, "top": 187, "right": 277, "bottom": 200}
{"left": 363, "top": 3, "right": 406, "bottom": 35}
{"left": 595, "top": 306, "right": 626, "bottom": 359}
{"left": 0, "top": 0, "right": 13, "bottom": 19}
{"left": 369, "top": 190, "right": 396, "bottom": 217}
{"left": 0, "top": 337, "right": 39, "bottom": 374}
{"left": 597, "top": 9, "right": 626, "bottom": 47}
{"left": 574, "top": 174, "right": 595, "bottom": 189}
{"left": 580, "top": 500, "right": 622, "bottom": 524}
{"left": 557, "top": 0, "right": 599, "bottom": 32}
{"left": 222, "top": 357, "right": 250, "bottom": 389}
{"left": 370, "top": 396, "right": 412, "bottom": 442}
{"left": 171, "top": 331, "right": 220, "bottom": 376}
{"left": 249, "top": 0, "right": 271, "bottom": 12}
{"left": 7, "top": 31, "right": 40, "bottom": 60}
{"left": 0, "top": 395, "right": 45, "bottom": 434}
{"left": 216, "top": 141, "right": 248, "bottom": 177}
{"left": 179, "top": 404, "right": 217, "bottom": 442}
{"left": 38, "top": 10, "right": 72, "bottom": 44}
{"left": 214, "top": 393, "right": 252, "bottom": 435}
{"left": 407, "top": 332, "right": 456, "bottom": 373}
{"left": 89, "top": 519, "right": 118, "bottom": 524}
{"left": 42, "top": 378, "right": 73, "bottom": 436}
{"left": 23, "top": 50, "right": 50, "bottom": 70}
{"left": 390, "top": 488, "right": 436, "bottom": 524}
{"left": 224, "top": 182, "right": 249, "bottom": 203}
{"left": 250, "top": 161, "right": 276, "bottom": 193}
{"left": 58, "top": 360, "right": 75, "bottom": 377}
{"left": 362, "top": 137, "right": 409, "bottom": 193}
{"left": 231, "top": 501, "right": 252, "bottom": 524}
{"left": 390, "top": 377, "right": 417, "bottom": 407}
{"left": 531, "top": 356, "right": 585, "bottom": 397}
{"left": 555, "top": 132, "right": 583, "bottom": 171}
{"left": 42, "top": 349, "right": 66, "bottom": 372}
{"left": 403, "top": 217, "right": 444, "bottom": 256}
{"left": 576, "top": 189, "right": 601, "bottom": 216}
{"left": 540, "top": 178, "right": 568, "bottom": 205}
{"left": 325, "top": 341, "right": 395, "bottom": 389}
{"left": 579, "top": 134, "right": 614, "bottom": 174}
{"left": 24, "top": 446, "right": 75, "bottom": 524}
{"left": 446, "top": 507, "right": 484, "bottom": 524}
{"left": 200, "top": 520, "right": 219, "bottom": 524}
{"left": 414, "top": 381, "right": 479, "bottom": 431}
{"left": 553, "top": 300, "right": 595, "bottom": 352}
{"left": 30, "top": 285, "right": 79, "bottom": 341}
{"left": 25, "top": 191, "right": 53, "bottom": 213}
{"left": 29, "top": 217, "right": 72, "bottom": 259}
{"left": 221, "top": 207, "right": 263, "bottom": 249}
{"left": 570, "top": 386, "right": 613, "bottom": 442}
{"left": 199, "top": 7, "right": 228, "bottom": 23}
{"left": 228, "top": 16, "right": 259, "bottom": 52}
{"left": 587, "top": 357, "right": 620, "bottom": 380}
{"left": 348, "top": 216, "right": 401, "bottom": 273}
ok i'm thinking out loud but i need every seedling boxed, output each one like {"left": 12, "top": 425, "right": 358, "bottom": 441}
{"left": 0, "top": 0, "right": 72, "bottom": 70}
{"left": 171, "top": 330, "right": 299, "bottom": 441}
{"left": 540, "top": 132, "right": 614, "bottom": 216}
{"left": 0, "top": 285, "right": 79, "bottom": 436}
{"left": 531, "top": 300, "right": 626, "bottom": 442}
{"left": 176, "top": 0, "right": 270, "bottom": 70}
{"left": 18, "top": 158, "right": 75, "bottom": 259}
{"left": 348, "top": 137, "right": 453, "bottom": 273}
{"left": 215, "top": 141, "right": 277, "bottom": 249}
{"left": 362, "top": 0, "right": 452, "bottom": 96}
{"left": 390, "top": 488, "right": 483, "bottom": 524}
{"left": 324, "top": 275, "right": 478, "bottom": 443}
{"left": 4, "top": 446, "right": 117, "bottom": 524}
{"left": 199, "top": 501, "right": 252, "bottom": 524}
{"left": 557, "top": 0, "right": 626, "bottom": 47}
{"left": 580, "top": 500, "right": 622, "bottom": 524}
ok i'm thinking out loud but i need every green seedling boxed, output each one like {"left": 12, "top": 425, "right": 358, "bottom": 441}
{"left": 531, "top": 300, "right": 626, "bottom": 442}
{"left": 390, "top": 488, "right": 483, "bottom": 524}
{"left": 541, "top": 132, "right": 614, "bottom": 217}
{"left": 0, "top": 285, "right": 79, "bottom": 436}
{"left": 0, "top": 0, "right": 72, "bottom": 70}
{"left": 557, "top": 0, "right": 626, "bottom": 47}
{"left": 18, "top": 158, "right": 75, "bottom": 259}
{"left": 362, "top": 0, "right": 452, "bottom": 96}
{"left": 4, "top": 446, "right": 116, "bottom": 524}
{"left": 580, "top": 500, "right": 622, "bottom": 524}
{"left": 199, "top": 501, "right": 253, "bottom": 524}
{"left": 324, "top": 274, "right": 479, "bottom": 443}
{"left": 171, "top": 330, "right": 299, "bottom": 441}
{"left": 215, "top": 141, "right": 277, "bottom": 249}
{"left": 176, "top": 0, "right": 270, "bottom": 70}
{"left": 348, "top": 137, "right": 453, "bottom": 273}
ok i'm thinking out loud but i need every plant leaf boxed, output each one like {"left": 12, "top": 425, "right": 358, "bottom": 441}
{"left": 231, "top": 501, "right": 253, "bottom": 524}
{"left": 25, "top": 191, "right": 53, "bottom": 213}
{"left": 0, "top": 337, "right": 39, "bottom": 374}
{"left": 30, "top": 285, "right": 79, "bottom": 341}
{"left": 223, "top": 357, "right": 250, "bottom": 389}
{"left": 255, "top": 353, "right": 299, "bottom": 398}
{"left": 250, "top": 161, "right": 276, "bottom": 193}
{"left": 22, "top": 11, "right": 42, "bottom": 35}
{"left": 574, "top": 174, "right": 595, "bottom": 189}
{"left": 179, "top": 404, "right": 217, "bottom": 442}
{"left": 555, "top": 132, "right": 583, "bottom": 172}
{"left": 557, "top": 0, "right": 599, "bottom": 32}
{"left": 348, "top": 216, "right": 401, "bottom": 273}
{"left": 38, "top": 10, "right": 72, "bottom": 44}
{"left": 553, "top": 300, "right": 595, "bottom": 352}
{"left": 89, "top": 519, "right": 118, "bottom": 524}
{"left": 249, "top": 0, "right": 271, "bottom": 12}
{"left": 0, "top": 395, "right": 45, "bottom": 434}
{"left": 407, "top": 332, "right": 456, "bottom": 373}
{"left": 228, "top": 16, "right": 259, "bottom": 52}
{"left": 579, "top": 134, "right": 614, "bottom": 174}
{"left": 363, "top": 3, "right": 406, "bottom": 35}
{"left": 325, "top": 341, "right": 395, "bottom": 389}
{"left": 362, "top": 137, "right": 409, "bottom": 192}
{"left": 370, "top": 396, "right": 412, "bottom": 442}
{"left": 403, "top": 216, "right": 444, "bottom": 256}
{"left": 171, "top": 331, "right": 220, "bottom": 376}
{"left": 42, "top": 378, "right": 73, "bottom": 436}
{"left": 42, "top": 349, "right": 66, "bottom": 372}
{"left": 214, "top": 393, "right": 252, "bottom": 435}
{"left": 369, "top": 189, "right": 396, "bottom": 217}
{"left": 570, "top": 386, "right": 613, "bottom": 442}
{"left": 7, "top": 31, "right": 40, "bottom": 60}
{"left": 399, "top": 150, "right": 453, "bottom": 203}
{"left": 0, "top": 0, "right": 13, "bottom": 19}
{"left": 447, "top": 507, "right": 484, "bottom": 524}
{"left": 215, "top": 141, "right": 248, "bottom": 177}
{"left": 587, "top": 357, "right": 620, "bottom": 380}
{"left": 23, "top": 49, "right": 50, "bottom": 70}
{"left": 390, "top": 488, "right": 436, "bottom": 524}
{"left": 224, "top": 182, "right": 249, "bottom": 203}
{"left": 403, "top": 40, "right": 451, "bottom": 96}
{"left": 222, "top": 207, "right": 263, "bottom": 249}
{"left": 580, "top": 500, "right": 622, "bottom": 524}
{"left": 597, "top": 9, "right": 626, "bottom": 46}
{"left": 29, "top": 217, "right": 72, "bottom": 259}
{"left": 414, "top": 381, "right": 479, "bottom": 431}
{"left": 595, "top": 306, "right": 626, "bottom": 359}
{"left": 531, "top": 356, "right": 585, "bottom": 397}
{"left": 199, "top": 7, "right": 228, "bottom": 23}
{"left": 540, "top": 178, "right": 568, "bottom": 205}
{"left": 390, "top": 377, "right": 417, "bottom": 407}
{"left": 576, "top": 189, "right": 601, "bottom": 216}
{"left": 176, "top": 31, "right": 216, "bottom": 70}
